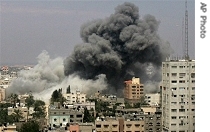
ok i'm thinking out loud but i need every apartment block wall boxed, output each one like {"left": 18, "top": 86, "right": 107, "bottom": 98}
{"left": 161, "top": 60, "right": 195, "bottom": 132}
{"left": 63, "top": 91, "right": 86, "bottom": 104}
{"left": 124, "top": 77, "right": 144, "bottom": 104}
{"left": 48, "top": 108, "right": 83, "bottom": 128}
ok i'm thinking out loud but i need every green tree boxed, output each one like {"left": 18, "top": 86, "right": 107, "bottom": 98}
{"left": 19, "top": 120, "right": 40, "bottom": 132}
{"left": 0, "top": 103, "right": 14, "bottom": 123}
{"left": 66, "top": 85, "right": 71, "bottom": 93}
{"left": 124, "top": 101, "right": 132, "bottom": 108}
{"left": 9, "top": 93, "right": 19, "bottom": 107}
{"left": 32, "top": 100, "right": 46, "bottom": 119}
{"left": 25, "top": 95, "right": 35, "bottom": 121}
{"left": 83, "top": 107, "right": 94, "bottom": 122}
{"left": 11, "top": 109, "right": 23, "bottom": 122}
{"left": 50, "top": 89, "right": 66, "bottom": 105}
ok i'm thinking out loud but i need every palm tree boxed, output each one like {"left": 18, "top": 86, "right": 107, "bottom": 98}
{"left": 9, "top": 93, "right": 19, "bottom": 107}
{"left": 12, "top": 109, "right": 23, "bottom": 122}
{"left": 25, "top": 95, "right": 35, "bottom": 122}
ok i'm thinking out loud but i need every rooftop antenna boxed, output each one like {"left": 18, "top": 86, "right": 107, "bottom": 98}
{"left": 185, "top": 0, "right": 190, "bottom": 60}
{"left": 182, "top": 17, "right": 184, "bottom": 59}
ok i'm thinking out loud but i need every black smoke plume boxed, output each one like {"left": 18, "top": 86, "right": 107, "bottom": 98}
{"left": 64, "top": 2, "right": 172, "bottom": 94}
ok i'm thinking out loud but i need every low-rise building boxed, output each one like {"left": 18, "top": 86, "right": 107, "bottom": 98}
{"left": 8, "top": 106, "right": 34, "bottom": 122}
{"left": 48, "top": 102, "right": 84, "bottom": 129}
{"left": 145, "top": 93, "right": 160, "bottom": 106}
{"left": 0, "top": 124, "right": 17, "bottom": 132}
{"left": 63, "top": 90, "right": 86, "bottom": 104}
{"left": 0, "top": 87, "right": 5, "bottom": 102}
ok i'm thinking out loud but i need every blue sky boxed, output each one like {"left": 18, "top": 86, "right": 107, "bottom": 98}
{"left": 0, "top": 0, "right": 195, "bottom": 65}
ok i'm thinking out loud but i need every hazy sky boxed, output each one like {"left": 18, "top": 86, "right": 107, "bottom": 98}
{"left": 0, "top": 0, "right": 195, "bottom": 65}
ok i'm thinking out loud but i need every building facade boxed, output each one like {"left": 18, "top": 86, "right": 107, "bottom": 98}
{"left": 124, "top": 77, "right": 144, "bottom": 104}
{"left": 161, "top": 59, "right": 195, "bottom": 132}
{"left": 145, "top": 93, "right": 160, "bottom": 106}
{"left": 63, "top": 90, "right": 86, "bottom": 104}
{"left": 48, "top": 102, "right": 84, "bottom": 129}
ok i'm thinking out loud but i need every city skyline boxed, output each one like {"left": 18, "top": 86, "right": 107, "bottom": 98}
{"left": 1, "top": 0, "right": 195, "bottom": 65}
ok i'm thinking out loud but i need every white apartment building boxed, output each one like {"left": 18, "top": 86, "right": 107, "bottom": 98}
{"left": 63, "top": 90, "right": 86, "bottom": 104}
{"left": 161, "top": 59, "right": 195, "bottom": 132}
{"left": 145, "top": 93, "right": 160, "bottom": 106}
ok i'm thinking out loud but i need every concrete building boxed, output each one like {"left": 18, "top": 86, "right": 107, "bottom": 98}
{"left": 95, "top": 117, "right": 120, "bottom": 132}
{"left": 144, "top": 111, "right": 162, "bottom": 132}
{"left": 48, "top": 102, "right": 84, "bottom": 129}
{"left": 124, "top": 77, "right": 144, "bottom": 104}
{"left": 0, "top": 124, "right": 17, "bottom": 132}
{"left": 161, "top": 59, "right": 195, "bottom": 132}
{"left": 95, "top": 116, "right": 145, "bottom": 132}
{"left": 7, "top": 106, "right": 34, "bottom": 122}
{"left": 145, "top": 93, "right": 160, "bottom": 106}
{"left": 0, "top": 87, "right": 5, "bottom": 102}
{"left": 63, "top": 90, "right": 86, "bottom": 104}
{"left": 69, "top": 123, "right": 80, "bottom": 132}
{"left": 73, "top": 102, "right": 95, "bottom": 111}
{"left": 68, "top": 122, "right": 95, "bottom": 132}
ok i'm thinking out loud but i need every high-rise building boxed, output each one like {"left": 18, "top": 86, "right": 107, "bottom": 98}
{"left": 161, "top": 58, "right": 195, "bottom": 132}
{"left": 124, "top": 77, "right": 144, "bottom": 104}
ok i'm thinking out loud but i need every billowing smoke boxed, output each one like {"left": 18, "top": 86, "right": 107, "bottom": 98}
{"left": 64, "top": 2, "right": 172, "bottom": 94}
{"left": 7, "top": 50, "right": 108, "bottom": 104}
{"left": 7, "top": 2, "right": 172, "bottom": 102}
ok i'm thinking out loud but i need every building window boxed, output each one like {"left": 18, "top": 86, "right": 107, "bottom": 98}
{"left": 54, "top": 118, "right": 57, "bottom": 122}
{"left": 63, "top": 118, "right": 66, "bottom": 121}
{"left": 172, "top": 87, "right": 176, "bottom": 90}
{"left": 171, "top": 116, "right": 176, "bottom": 119}
{"left": 171, "top": 80, "right": 177, "bottom": 83}
{"left": 179, "top": 87, "right": 185, "bottom": 90}
{"left": 171, "top": 66, "right": 177, "bottom": 68}
{"left": 113, "top": 125, "right": 118, "bottom": 128}
{"left": 179, "top": 109, "right": 185, "bottom": 112}
{"left": 171, "top": 123, "right": 176, "bottom": 126}
{"left": 171, "top": 102, "right": 177, "bottom": 104}
{"left": 191, "top": 73, "right": 195, "bottom": 78}
{"left": 171, "top": 109, "right": 177, "bottom": 112}
{"left": 76, "top": 114, "right": 82, "bottom": 118}
{"left": 179, "top": 73, "right": 186, "bottom": 77}
{"left": 179, "top": 80, "right": 185, "bottom": 83}
{"left": 192, "top": 80, "right": 195, "bottom": 83}
{"left": 171, "top": 73, "right": 177, "bottom": 76}
{"left": 104, "top": 125, "right": 109, "bottom": 128}
{"left": 96, "top": 124, "right": 101, "bottom": 128}
{"left": 192, "top": 87, "right": 195, "bottom": 90}
{"left": 179, "top": 66, "right": 184, "bottom": 68}
{"left": 179, "top": 95, "right": 185, "bottom": 97}
{"left": 126, "top": 124, "right": 132, "bottom": 128}
{"left": 191, "top": 95, "right": 195, "bottom": 100}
